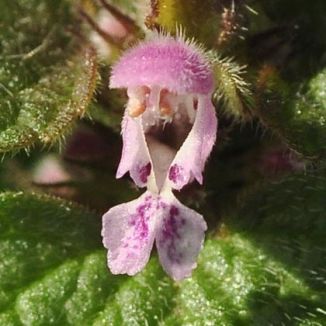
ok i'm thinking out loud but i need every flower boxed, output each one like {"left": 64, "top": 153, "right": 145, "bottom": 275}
{"left": 102, "top": 34, "right": 217, "bottom": 281}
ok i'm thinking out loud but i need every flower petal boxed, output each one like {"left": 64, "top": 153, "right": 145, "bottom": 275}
{"left": 116, "top": 111, "right": 152, "bottom": 188}
{"left": 110, "top": 35, "right": 214, "bottom": 95}
{"left": 167, "top": 95, "right": 217, "bottom": 190}
{"left": 156, "top": 193, "right": 207, "bottom": 281}
{"left": 102, "top": 192, "right": 158, "bottom": 275}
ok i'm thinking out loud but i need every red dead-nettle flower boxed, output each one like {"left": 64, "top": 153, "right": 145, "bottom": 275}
{"left": 102, "top": 34, "right": 217, "bottom": 281}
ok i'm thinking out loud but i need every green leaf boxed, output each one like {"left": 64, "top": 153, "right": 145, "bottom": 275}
{"left": 1, "top": 170, "right": 325, "bottom": 325}
{"left": 0, "top": 192, "right": 176, "bottom": 325}
{"left": 256, "top": 67, "right": 326, "bottom": 158}
{"left": 0, "top": 0, "right": 98, "bottom": 154}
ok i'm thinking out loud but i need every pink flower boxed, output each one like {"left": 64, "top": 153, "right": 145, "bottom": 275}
{"left": 102, "top": 34, "right": 217, "bottom": 280}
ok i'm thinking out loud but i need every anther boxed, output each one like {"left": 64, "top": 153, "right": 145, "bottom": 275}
{"left": 159, "top": 89, "right": 175, "bottom": 117}
{"left": 127, "top": 98, "right": 146, "bottom": 117}
{"left": 160, "top": 105, "right": 173, "bottom": 117}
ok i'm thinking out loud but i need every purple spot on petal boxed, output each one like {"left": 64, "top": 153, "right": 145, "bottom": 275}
{"left": 169, "top": 164, "right": 184, "bottom": 183}
{"left": 129, "top": 219, "right": 136, "bottom": 226}
{"left": 159, "top": 205, "right": 186, "bottom": 263}
{"left": 162, "top": 207, "right": 180, "bottom": 241}
{"left": 160, "top": 202, "right": 167, "bottom": 209}
{"left": 139, "top": 163, "right": 151, "bottom": 184}
{"left": 137, "top": 202, "right": 151, "bottom": 216}
{"left": 170, "top": 206, "right": 179, "bottom": 217}
{"left": 127, "top": 198, "right": 155, "bottom": 246}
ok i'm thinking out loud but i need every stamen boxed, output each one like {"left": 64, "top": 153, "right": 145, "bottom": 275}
{"left": 159, "top": 89, "right": 176, "bottom": 119}
{"left": 160, "top": 105, "right": 173, "bottom": 116}
{"left": 127, "top": 98, "right": 146, "bottom": 117}
{"left": 127, "top": 86, "right": 150, "bottom": 118}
